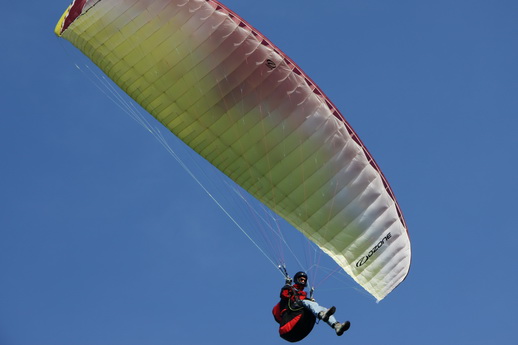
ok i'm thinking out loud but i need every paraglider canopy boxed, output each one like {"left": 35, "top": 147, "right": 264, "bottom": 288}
{"left": 55, "top": 0, "right": 411, "bottom": 301}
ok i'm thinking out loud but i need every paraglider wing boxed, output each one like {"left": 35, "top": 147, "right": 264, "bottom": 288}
{"left": 55, "top": 0, "right": 411, "bottom": 301}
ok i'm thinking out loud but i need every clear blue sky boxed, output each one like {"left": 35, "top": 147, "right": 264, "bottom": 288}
{"left": 2, "top": 1, "right": 517, "bottom": 344}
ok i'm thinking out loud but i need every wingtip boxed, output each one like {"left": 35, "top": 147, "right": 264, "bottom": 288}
{"left": 54, "top": 5, "right": 72, "bottom": 36}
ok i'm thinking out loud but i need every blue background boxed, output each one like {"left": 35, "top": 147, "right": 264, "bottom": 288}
{"left": 1, "top": 1, "right": 517, "bottom": 344}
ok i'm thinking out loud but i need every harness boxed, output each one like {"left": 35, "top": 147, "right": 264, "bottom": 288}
{"left": 287, "top": 286, "right": 305, "bottom": 311}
